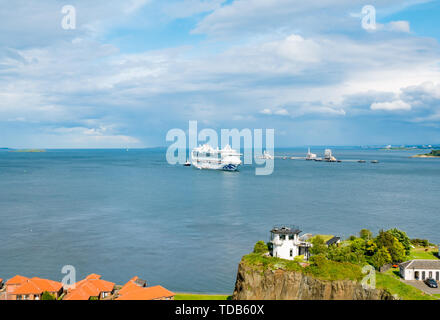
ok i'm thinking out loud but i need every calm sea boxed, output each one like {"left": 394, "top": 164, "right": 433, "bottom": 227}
{"left": 0, "top": 148, "right": 438, "bottom": 293}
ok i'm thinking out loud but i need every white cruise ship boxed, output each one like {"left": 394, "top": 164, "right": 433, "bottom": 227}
{"left": 191, "top": 144, "right": 242, "bottom": 171}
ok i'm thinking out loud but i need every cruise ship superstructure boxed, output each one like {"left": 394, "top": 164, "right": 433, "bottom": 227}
{"left": 191, "top": 144, "right": 242, "bottom": 171}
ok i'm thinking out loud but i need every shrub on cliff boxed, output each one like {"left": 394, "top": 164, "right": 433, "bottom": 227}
{"left": 253, "top": 241, "right": 269, "bottom": 254}
{"left": 310, "top": 236, "right": 328, "bottom": 256}
{"left": 370, "top": 247, "right": 392, "bottom": 270}
{"left": 359, "top": 229, "right": 373, "bottom": 240}
{"left": 387, "top": 228, "right": 411, "bottom": 256}
{"left": 375, "top": 230, "right": 406, "bottom": 263}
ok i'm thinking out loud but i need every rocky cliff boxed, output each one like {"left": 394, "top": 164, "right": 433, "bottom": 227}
{"left": 232, "top": 261, "right": 395, "bottom": 300}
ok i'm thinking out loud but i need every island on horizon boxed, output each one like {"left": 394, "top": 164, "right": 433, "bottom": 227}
{"left": 412, "top": 150, "right": 440, "bottom": 158}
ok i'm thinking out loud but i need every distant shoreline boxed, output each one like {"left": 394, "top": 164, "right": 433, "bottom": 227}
{"left": 412, "top": 149, "right": 440, "bottom": 158}
{"left": 411, "top": 154, "right": 440, "bottom": 158}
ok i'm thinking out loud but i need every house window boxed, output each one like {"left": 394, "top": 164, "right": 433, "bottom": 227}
{"left": 422, "top": 271, "right": 426, "bottom": 280}
{"left": 290, "top": 249, "right": 293, "bottom": 257}
{"left": 289, "top": 235, "right": 294, "bottom": 240}
{"left": 436, "top": 272, "right": 439, "bottom": 281}
{"left": 429, "top": 271, "right": 433, "bottom": 279}
{"left": 280, "top": 235, "right": 286, "bottom": 240}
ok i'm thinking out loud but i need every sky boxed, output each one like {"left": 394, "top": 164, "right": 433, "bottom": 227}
{"left": 0, "top": 0, "right": 440, "bottom": 148}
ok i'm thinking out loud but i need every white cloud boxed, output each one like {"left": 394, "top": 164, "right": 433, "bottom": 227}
{"left": 387, "top": 21, "right": 411, "bottom": 33}
{"left": 370, "top": 100, "right": 412, "bottom": 111}
{"left": 124, "top": 0, "right": 151, "bottom": 14}
{"left": 274, "top": 109, "right": 289, "bottom": 116}
{"left": 163, "top": 0, "right": 225, "bottom": 18}
{"left": 0, "top": 0, "right": 439, "bottom": 147}
{"left": 260, "top": 108, "right": 273, "bottom": 115}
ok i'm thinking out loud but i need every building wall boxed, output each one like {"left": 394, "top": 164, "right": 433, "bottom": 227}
{"left": 402, "top": 268, "right": 440, "bottom": 281}
{"left": 272, "top": 234, "right": 300, "bottom": 260}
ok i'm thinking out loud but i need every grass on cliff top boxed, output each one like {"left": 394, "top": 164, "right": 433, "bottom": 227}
{"left": 242, "top": 253, "right": 363, "bottom": 282}
{"left": 375, "top": 273, "right": 437, "bottom": 300}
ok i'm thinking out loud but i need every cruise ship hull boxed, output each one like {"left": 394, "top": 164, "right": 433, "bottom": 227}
{"left": 193, "top": 162, "right": 240, "bottom": 171}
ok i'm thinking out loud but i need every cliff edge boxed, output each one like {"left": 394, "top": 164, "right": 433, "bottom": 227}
{"left": 232, "top": 260, "right": 395, "bottom": 300}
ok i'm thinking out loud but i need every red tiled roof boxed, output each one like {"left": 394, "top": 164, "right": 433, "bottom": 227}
{"left": 6, "top": 275, "right": 29, "bottom": 285}
{"left": 63, "top": 274, "right": 115, "bottom": 300}
{"left": 116, "top": 285, "right": 175, "bottom": 300}
{"left": 85, "top": 274, "right": 101, "bottom": 280}
{"left": 11, "top": 277, "right": 62, "bottom": 295}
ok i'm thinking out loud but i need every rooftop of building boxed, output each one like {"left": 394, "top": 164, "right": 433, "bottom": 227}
{"left": 63, "top": 274, "right": 115, "bottom": 300}
{"left": 7, "top": 276, "right": 63, "bottom": 295}
{"left": 400, "top": 259, "right": 440, "bottom": 270}
{"left": 270, "top": 225, "right": 301, "bottom": 235}
{"left": 116, "top": 285, "right": 175, "bottom": 300}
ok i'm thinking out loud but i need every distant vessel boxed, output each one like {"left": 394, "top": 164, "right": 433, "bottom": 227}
{"left": 191, "top": 144, "right": 242, "bottom": 171}
{"left": 259, "top": 150, "right": 274, "bottom": 160}
{"left": 184, "top": 160, "right": 191, "bottom": 167}
{"left": 306, "top": 148, "right": 317, "bottom": 160}
{"left": 324, "top": 149, "right": 337, "bottom": 162}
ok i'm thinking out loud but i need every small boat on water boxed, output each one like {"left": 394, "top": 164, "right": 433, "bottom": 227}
{"left": 358, "top": 160, "right": 366, "bottom": 163}
{"left": 371, "top": 160, "right": 379, "bottom": 163}
{"left": 259, "top": 150, "right": 274, "bottom": 160}
{"left": 184, "top": 160, "right": 191, "bottom": 167}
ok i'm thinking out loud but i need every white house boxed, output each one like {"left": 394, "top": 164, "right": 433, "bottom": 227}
{"left": 270, "top": 225, "right": 311, "bottom": 260}
{"left": 399, "top": 260, "right": 440, "bottom": 281}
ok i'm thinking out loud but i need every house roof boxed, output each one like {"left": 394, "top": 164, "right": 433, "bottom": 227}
{"left": 271, "top": 225, "right": 301, "bottom": 235}
{"left": 63, "top": 274, "right": 115, "bottom": 300}
{"left": 6, "top": 275, "right": 29, "bottom": 285}
{"left": 116, "top": 285, "right": 175, "bottom": 300}
{"left": 11, "top": 277, "right": 63, "bottom": 295}
{"left": 400, "top": 260, "right": 440, "bottom": 270}
{"left": 85, "top": 274, "right": 101, "bottom": 280}
{"left": 326, "top": 236, "right": 341, "bottom": 246}
{"left": 118, "top": 276, "right": 147, "bottom": 296}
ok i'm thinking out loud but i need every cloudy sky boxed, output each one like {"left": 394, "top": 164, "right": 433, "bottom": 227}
{"left": 1, "top": 0, "right": 440, "bottom": 148}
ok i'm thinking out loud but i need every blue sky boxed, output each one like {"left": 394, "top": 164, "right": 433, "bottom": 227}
{"left": 0, "top": 0, "right": 440, "bottom": 148}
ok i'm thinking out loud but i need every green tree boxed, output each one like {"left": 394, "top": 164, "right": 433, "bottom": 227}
{"left": 310, "top": 236, "right": 328, "bottom": 256}
{"left": 374, "top": 230, "right": 407, "bottom": 263}
{"left": 359, "top": 229, "right": 373, "bottom": 240}
{"left": 253, "top": 240, "right": 269, "bottom": 254}
{"left": 350, "top": 238, "right": 366, "bottom": 255}
{"left": 41, "top": 291, "right": 56, "bottom": 300}
{"left": 387, "top": 240, "right": 406, "bottom": 263}
{"left": 370, "top": 247, "right": 392, "bottom": 269}
{"left": 388, "top": 228, "right": 411, "bottom": 256}
{"left": 375, "top": 230, "right": 395, "bottom": 248}
{"left": 365, "top": 240, "right": 377, "bottom": 256}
